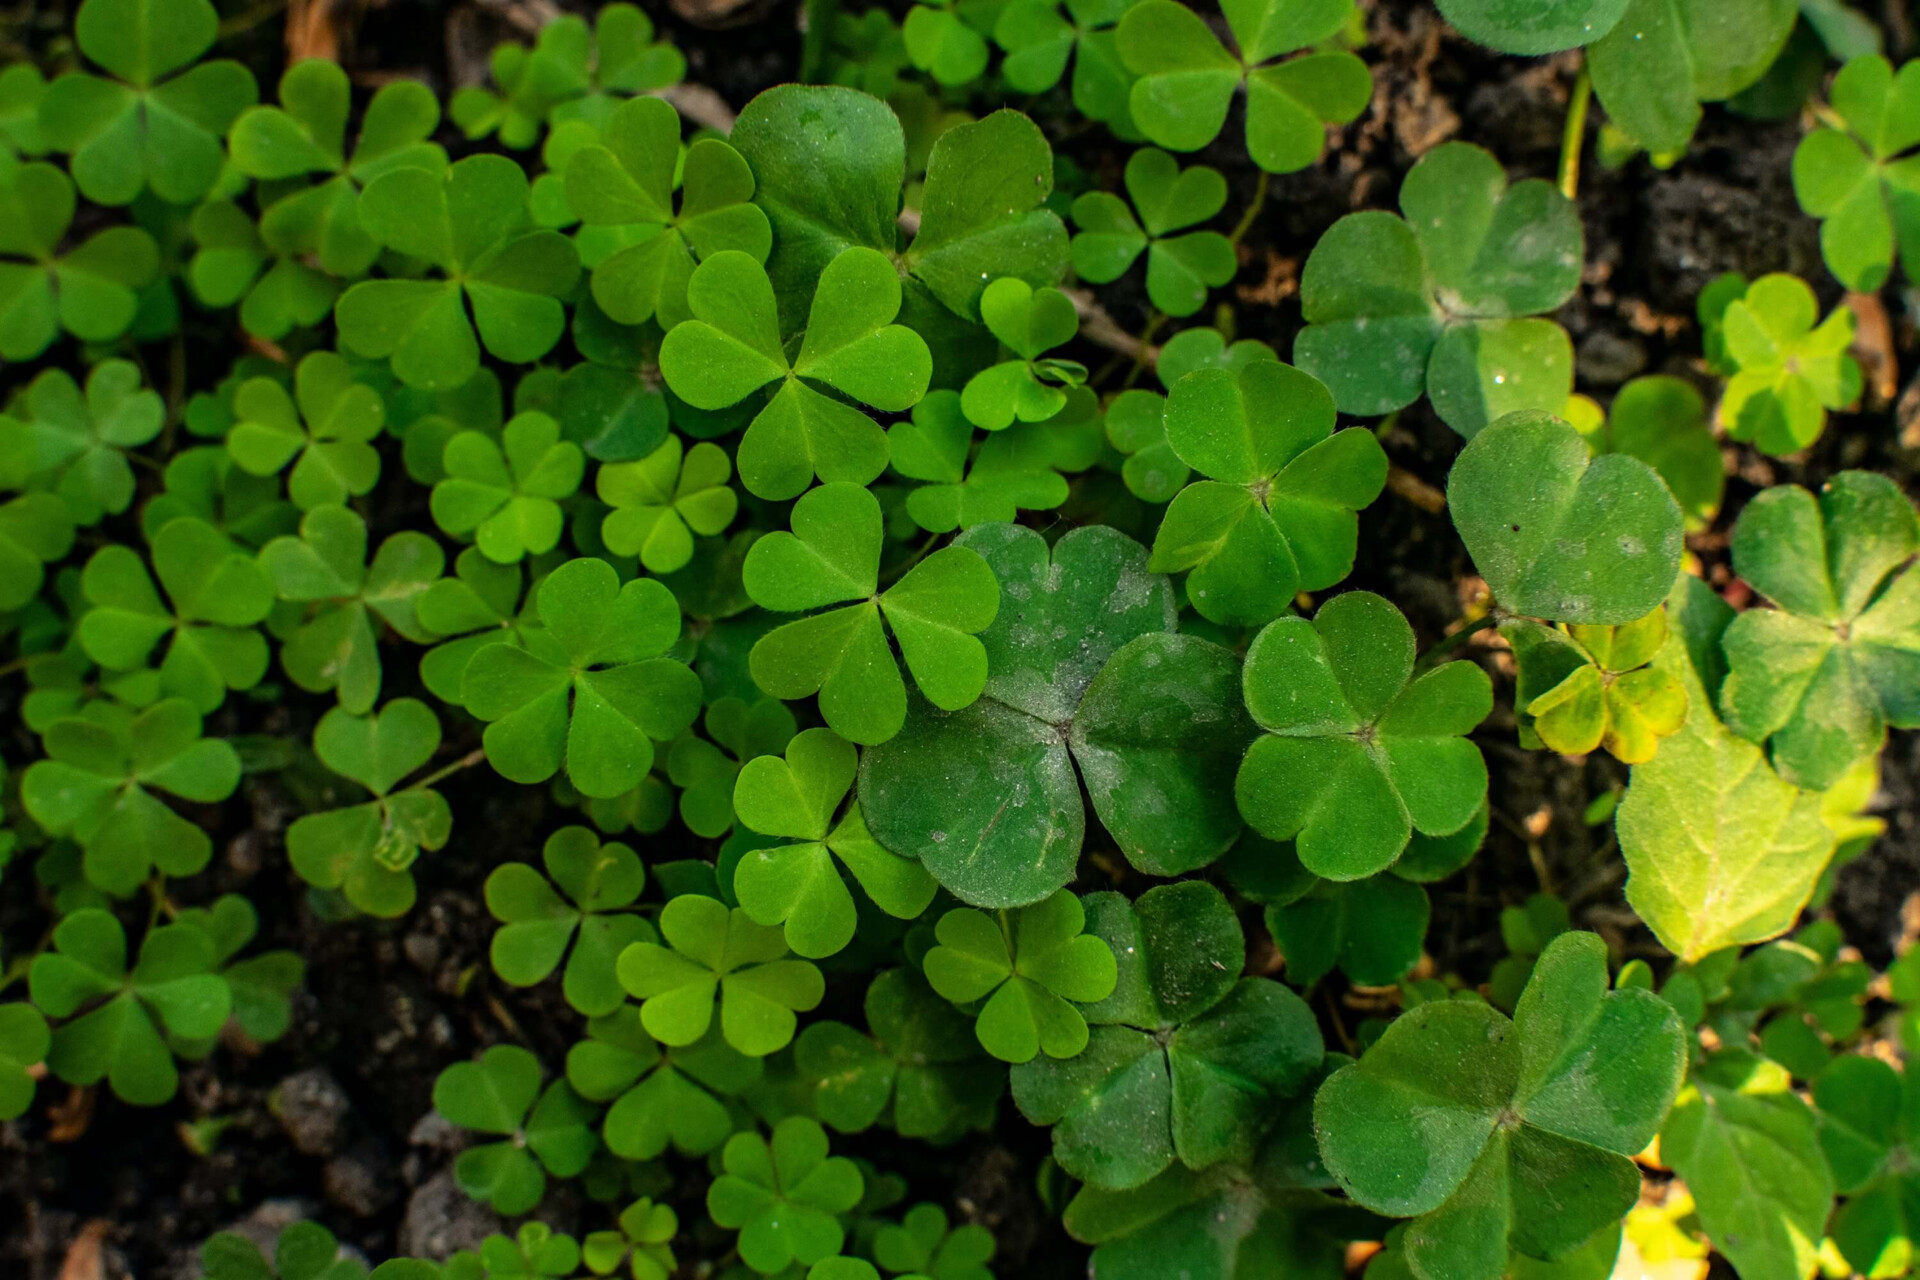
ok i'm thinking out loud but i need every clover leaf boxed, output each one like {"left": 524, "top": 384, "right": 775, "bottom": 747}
{"left": 873, "top": 1204, "right": 995, "bottom": 1280}
{"left": 1579, "top": 374, "right": 1724, "bottom": 531}
{"left": 741, "top": 482, "right": 997, "bottom": 744}
{"left": 1792, "top": 55, "right": 1920, "bottom": 291}
{"left": 37, "top": 0, "right": 257, "bottom": 206}
{"left": 666, "top": 696, "right": 797, "bottom": 838}
{"left": 474, "top": 1223, "right": 581, "bottom": 1279}
{"left": 1236, "top": 591, "right": 1492, "bottom": 881}
{"left": 486, "top": 825, "right": 655, "bottom": 1016}
{"left": 659, "top": 248, "right": 930, "bottom": 499}
{"left": 0, "top": 1003, "right": 51, "bottom": 1121}
{"left": 1587, "top": 0, "right": 1802, "bottom": 157}
{"left": 433, "top": 1044, "right": 598, "bottom": 1215}
{"left": 0, "top": 492, "right": 75, "bottom": 611}
{"left": 197, "top": 1221, "right": 364, "bottom": 1280}
{"left": 616, "top": 892, "right": 825, "bottom": 1056}
{"left": 860, "top": 523, "right": 1250, "bottom": 906}
{"left": 597, "top": 434, "right": 738, "bottom": 574}
{"left": 0, "top": 158, "right": 159, "bottom": 358}
{"left": 566, "top": 95, "right": 772, "bottom": 329}
{"left": 1014, "top": 882, "right": 1324, "bottom": 1187}
{"left": 415, "top": 548, "right": 543, "bottom": 705}
{"left": 707, "top": 1116, "right": 865, "bottom": 1274}
{"left": 903, "top": 0, "right": 993, "bottom": 85}
{"left": 462, "top": 556, "right": 699, "bottom": 796}
{"left": 77, "top": 516, "right": 273, "bottom": 712}
{"left": 431, "top": 412, "right": 584, "bottom": 563}
{"left": 891, "top": 390, "right": 1094, "bottom": 533}
{"left": 1449, "top": 409, "right": 1685, "bottom": 625}
{"left": 959, "top": 279, "right": 1087, "bottom": 430}
{"left": 1719, "top": 471, "right": 1920, "bottom": 790}
{"left": 1263, "top": 869, "right": 1433, "bottom": 988}
{"left": 1503, "top": 607, "right": 1688, "bottom": 763}
{"left": 1814, "top": 1055, "right": 1920, "bottom": 1277}
{"left": 922, "top": 889, "right": 1117, "bottom": 1063}
{"left": 336, "top": 155, "right": 581, "bottom": 390}
{"left": 1148, "top": 359, "right": 1385, "bottom": 625}
{"left": 582, "top": 1197, "right": 678, "bottom": 1280}
{"left": 1435, "top": 0, "right": 1629, "bottom": 53}
{"left": 168, "top": 893, "right": 303, "bottom": 1046}
{"left": 449, "top": 6, "right": 683, "bottom": 149}
{"left": 259, "top": 504, "right": 444, "bottom": 713}
{"left": 228, "top": 351, "right": 384, "bottom": 511}
{"left": 142, "top": 444, "right": 297, "bottom": 550}
{"left": 1071, "top": 149, "right": 1236, "bottom": 316}
{"left": 1116, "top": 0, "right": 1370, "bottom": 173}
{"left": 995, "top": 0, "right": 1140, "bottom": 128}
{"left": 1315, "top": 932, "right": 1687, "bottom": 1280}
{"left": 22, "top": 697, "right": 241, "bottom": 895}
{"left": 29, "top": 908, "right": 232, "bottom": 1105}
{"left": 1294, "top": 142, "right": 1583, "bottom": 435}
{"left": 568, "top": 1006, "right": 763, "bottom": 1160}
{"left": 7, "top": 360, "right": 164, "bottom": 524}
{"left": 186, "top": 198, "right": 337, "bottom": 341}
{"left": 1715, "top": 273, "right": 1861, "bottom": 455}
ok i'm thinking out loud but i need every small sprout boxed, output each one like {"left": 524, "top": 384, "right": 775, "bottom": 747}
{"left": 172, "top": 894, "right": 305, "bottom": 1045}
{"left": 889, "top": 389, "right": 1095, "bottom": 533}
{"left": 197, "top": 1221, "right": 362, "bottom": 1280}
{"left": 705, "top": 1116, "right": 865, "bottom": 1274}
{"left": 597, "top": 434, "right": 739, "bottom": 574}
{"left": 1071, "top": 149, "right": 1235, "bottom": 316}
{"left": 486, "top": 825, "right": 654, "bottom": 1016}
{"left": 1714, "top": 273, "right": 1861, "bottom": 455}
{"left": 582, "top": 1197, "right": 678, "bottom": 1280}
{"left": 903, "top": 0, "right": 991, "bottom": 86}
{"left": 431, "top": 411, "right": 584, "bottom": 563}
{"left": 872, "top": 1204, "right": 996, "bottom": 1280}
{"left": 477, "top": 1223, "right": 581, "bottom": 1278}
{"left": 227, "top": 351, "right": 384, "bottom": 511}
{"left": 432, "top": 1044, "right": 598, "bottom": 1216}
{"left": 959, "top": 278, "right": 1086, "bottom": 431}
{"left": 1791, "top": 54, "right": 1920, "bottom": 292}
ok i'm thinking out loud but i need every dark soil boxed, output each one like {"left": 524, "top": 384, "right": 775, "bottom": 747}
{"left": 3, "top": 1, "right": 1917, "bottom": 1277}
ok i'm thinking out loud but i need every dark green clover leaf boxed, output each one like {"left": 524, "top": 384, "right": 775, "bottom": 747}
{"left": 0, "top": 158, "right": 158, "bottom": 358}
{"left": 29, "top": 909, "right": 231, "bottom": 1105}
{"left": 486, "top": 826, "right": 654, "bottom": 1017}
{"left": 0, "top": 65, "right": 49, "bottom": 155}
{"left": 1148, "top": 360, "right": 1385, "bottom": 626}
{"left": 1316, "top": 932, "right": 1687, "bottom": 1280}
{"left": 449, "top": 6, "right": 684, "bottom": 149}
{"left": 336, "top": 155, "right": 581, "bottom": 390}
{"left": 463, "top": 557, "right": 701, "bottom": 797}
{"left": 597, "top": 434, "right": 739, "bottom": 574}
{"left": 861, "top": 523, "right": 1250, "bottom": 906}
{"left": 706, "top": 1116, "right": 864, "bottom": 1274}
{"left": 22, "top": 698, "right": 241, "bottom": 895}
{"left": 415, "top": 548, "right": 543, "bottom": 706}
{"left": 433, "top": 1045, "right": 598, "bottom": 1216}
{"left": 228, "top": 58, "right": 447, "bottom": 279}
{"left": 474, "top": 1223, "right": 580, "bottom": 1279}
{"left": 741, "top": 482, "right": 998, "bottom": 746}
{"left": 227, "top": 351, "right": 383, "bottom": 511}
{"left": 1815, "top": 1055, "right": 1920, "bottom": 1278}
{"left": 1587, "top": 0, "right": 1801, "bottom": 157}
{"left": 732, "top": 728, "right": 938, "bottom": 958}
{"left": 666, "top": 696, "right": 797, "bottom": 838}
{"left": 1792, "top": 54, "right": 1920, "bottom": 292}
{"left": 1579, "top": 375, "right": 1724, "bottom": 531}
{"left": 794, "top": 967, "right": 1003, "bottom": 1139}
{"left": 1719, "top": 471, "right": 1920, "bottom": 790}
{"left": 616, "top": 892, "right": 825, "bottom": 1056}
{"left": 891, "top": 390, "right": 1097, "bottom": 533}
{"left": 995, "top": 0, "right": 1140, "bottom": 128}
{"left": 77, "top": 516, "right": 273, "bottom": 712}
{"left": 959, "top": 278, "right": 1087, "bottom": 430}
{"left": 431, "top": 412, "right": 584, "bottom": 563}
{"left": 1294, "top": 142, "right": 1582, "bottom": 436}
{"left": 170, "top": 893, "right": 304, "bottom": 1045}
{"left": 1014, "top": 882, "right": 1324, "bottom": 1188}
{"left": 566, "top": 95, "right": 772, "bottom": 329}
{"left": 185, "top": 198, "right": 336, "bottom": 342}
{"left": 569, "top": 1007, "right": 763, "bottom": 1160}
{"left": 286, "top": 698, "right": 451, "bottom": 918}
{"left": 37, "top": 0, "right": 257, "bottom": 206}
{"left": 1715, "top": 273, "right": 1861, "bottom": 456}
{"left": 873, "top": 1204, "right": 995, "bottom": 1280}
{"left": 0, "top": 1004, "right": 51, "bottom": 1121}
{"left": 1448, "top": 409, "right": 1685, "bottom": 625}
{"left": 1071, "top": 149, "right": 1235, "bottom": 316}
{"left": 1435, "top": 0, "right": 1628, "bottom": 53}
{"left": 1503, "top": 609, "right": 1688, "bottom": 763}
{"left": 922, "top": 890, "right": 1118, "bottom": 1063}
{"left": 1263, "top": 863, "right": 1433, "bottom": 988}
{"left": 582, "top": 1197, "right": 678, "bottom": 1280}
{"left": 197, "top": 1220, "right": 364, "bottom": 1280}
{"left": 659, "top": 248, "right": 930, "bottom": 500}
{"left": 1236, "top": 591, "right": 1492, "bottom": 881}
{"left": 8, "top": 360, "right": 164, "bottom": 525}
{"left": 141, "top": 445, "right": 297, "bottom": 550}
{"left": 1116, "top": 0, "right": 1371, "bottom": 173}
{"left": 259, "top": 504, "right": 444, "bottom": 713}
{"left": 0, "top": 494, "right": 74, "bottom": 611}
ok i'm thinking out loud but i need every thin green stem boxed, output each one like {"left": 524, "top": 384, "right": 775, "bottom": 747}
{"left": 407, "top": 747, "right": 489, "bottom": 793}
{"left": 1229, "top": 174, "right": 1270, "bottom": 247}
{"left": 877, "top": 532, "right": 940, "bottom": 588}
{"left": 1417, "top": 613, "right": 1500, "bottom": 670}
{"left": 1558, "top": 64, "right": 1592, "bottom": 201}
{"left": 1119, "top": 312, "right": 1168, "bottom": 390}
{"left": 0, "top": 652, "right": 59, "bottom": 679}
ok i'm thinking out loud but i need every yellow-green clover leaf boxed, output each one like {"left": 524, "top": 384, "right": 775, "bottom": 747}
{"left": 486, "top": 825, "right": 656, "bottom": 1016}
{"left": 1504, "top": 606, "right": 1689, "bottom": 763}
{"left": 1715, "top": 272, "right": 1862, "bottom": 456}
{"left": 227, "top": 351, "right": 384, "bottom": 511}
{"left": 430, "top": 411, "right": 584, "bottom": 563}
{"left": 568, "top": 1006, "right": 763, "bottom": 1160}
{"left": 1792, "top": 54, "right": 1920, "bottom": 292}
{"left": 1070, "top": 148, "right": 1236, "bottom": 317}
{"left": 705, "top": 1117, "right": 865, "bottom": 1274}
{"left": 597, "top": 433, "right": 739, "bottom": 574}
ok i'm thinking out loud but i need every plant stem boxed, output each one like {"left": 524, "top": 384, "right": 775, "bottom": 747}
{"left": 1417, "top": 613, "right": 1500, "bottom": 669}
{"left": 1229, "top": 173, "right": 1270, "bottom": 247}
{"left": 407, "top": 747, "right": 489, "bottom": 793}
{"left": 0, "top": 652, "right": 58, "bottom": 679}
{"left": 1118, "top": 312, "right": 1168, "bottom": 390}
{"left": 1559, "top": 64, "right": 1592, "bottom": 201}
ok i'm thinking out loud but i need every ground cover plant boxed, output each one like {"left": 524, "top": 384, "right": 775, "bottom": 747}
{"left": 2, "top": 1, "right": 1919, "bottom": 1279}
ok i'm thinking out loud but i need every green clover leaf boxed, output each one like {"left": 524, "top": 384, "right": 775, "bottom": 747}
{"left": 1578, "top": 374, "right": 1724, "bottom": 531}
{"left": 415, "top": 548, "right": 543, "bottom": 705}
{"left": 1148, "top": 359, "right": 1385, "bottom": 626}
{"left": 1718, "top": 470, "right": 1920, "bottom": 790}
{"left": 1263, "top": 868, "right": 1433, "bottom": 988}
{"left": 486, "top": 825, "right": 656, "bottom": 1016}
{"left": 37, "top": 0, "right": 258, "bottom": 206}
{"left": 959, "top": 278, "right": 1087, "bottom": 430}
{"left": 615, "top": 892, "right": 825, "bottom": 1056}
{"left": 666, "top": 696, "right": 798, "bottom": 838}
{"left": 706, "top": 1116, "right": 865, "bottom": 1274}
{"left": 1235, "top": 591, "right": 1492, "bottom": 880}
{"left": 873, "top": 1204, "right": 995, "bottom": 1280}
{"left": 568, "top": 1006, "right": 763, "bottom": 1160}
{"left": 430, "top": 411, "right": 584, "bottom": 562}
{"left": 77, "top": 516, "right": 274, "bottom": 712}
{"left": 903, "top": 0, "right": 993, "bottom": 86}
{"left": 1116, "top": 0, "right": 1371, "bottom": 174}
{"left": 432, "top": 1044, "right": 599, "bottom": 1215}
{"left": 259, "top": 504, "right": 444, "bottom": 712}
{"left": 1315, "top": 932, "right": 1687, "bottom": 1280}
{"left": 198, "top": 1221, "right": 363, "bottom": 1280}
{"left": 860, "top": 523, "right": 1250, "bottom": 906}
{"left": 891, "top": 389, "right": 1096, "bottom": 533}
{"left": 476, "top": 1223, "right": 581, "bottom": 1279}
{"left": 7, "top": 359, "right": 164, "bottom": 524}
{"left": 659, "top": 248, "right": 931, "bottom": 499}
{"left": 922, "top": 889, "right": 1117, "bottom": 1063}
{"left": 1434, "top": 0, "right": 1629, "bottom": 53}
{"left": 0, "top": 1003, "right": 51, "bottom": 1121}
{"left": 462, "top": 556, "right": 702, "bottom": 797}
{"left": 1294, "top": 142, "right": 1583, "bottom": 435}
{"left": 597, "top": 434, "right": 739, "bottom": 573}
{"left": 0, "top": 158, "right": 158, "bottom": 358}
{"left": 995, "top": 0, "right": 1141, "bottom": 128}
{"left": 1071, "top": 148, "right": 1235, "bottom": 316}
{"left": 1814, "top": 1055, "right": 1920, "bottom": 1277}
{"left": 1587, "top": 0, "right": 1801, "bottom": 157}
{"left": 29, "top": 908, "right": 232, "bottom": 1105}
{"left": 1503, "top": 608, "right": 1688, "bottom": 763}
{"left": 731, "top": 728, "right": 938, "bottom": 958}
{"left": 228, "top": 351, "right": 384, "bottom": 511}
{"left": 336, "top": 155, "right": 581, "bottom": 390}
{"left": 582, "top": 1197, "right": 678, "bottom": 1280}
{"left": 1448, "top": 409, "right": 1685, "bottom": 625}
{"left": 0, "top": 493, "right": 75, "bottom": 611}
{"left": 1715, "top": 273, "right": 1861, "bottom": 455}
{"left": 185, "top": 198, "right": 337, "bottom": 341}
{"left": 22, "top": 697, "right": 241, "bottom": 895}
{"left": 741, "top": 482, "right": 999, "bottom": 745}
{"left": 171, "top": 893, "right": 304, "bottom": 1045}
{"left": 0, "top": 64, "right": 49, "bottom": 155}
{"left": 1791, "top": 54, "right": 1920, "bottom": 292}
{"left": 142, "top": 444, "right": 297, "bottom": 550}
